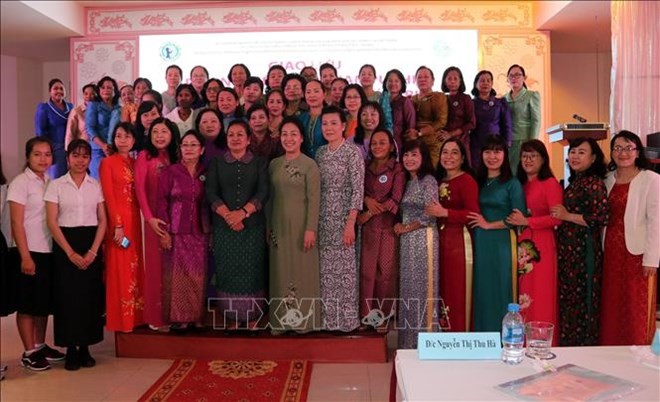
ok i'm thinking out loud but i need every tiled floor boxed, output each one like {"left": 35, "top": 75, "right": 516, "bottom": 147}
{"left": 0, "top": 314, "right": 394, "bottom": 401}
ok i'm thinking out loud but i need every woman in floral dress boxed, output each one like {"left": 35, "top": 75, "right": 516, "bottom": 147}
{"left": 315, "top": 106, "right": 364, "bottom": 332}
{"left": 396, "top": 140, "right": 440, "bottom": 349}
{"left": 551, "top": 137, "right": 608, "bottom": 346}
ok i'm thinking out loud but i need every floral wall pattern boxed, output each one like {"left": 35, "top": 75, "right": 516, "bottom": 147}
{"left": 85, "top": 3, "right": 533, "bottom": 35}
{"left": 70, "top": 38, "right": 138, "bottom": 105}
{"left": 72, "top": 2, "right": 549, "bottom": 143}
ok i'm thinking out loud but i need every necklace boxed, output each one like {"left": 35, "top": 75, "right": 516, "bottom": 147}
{"left": 486, "top": 177, "right": 498, "bottom": 186}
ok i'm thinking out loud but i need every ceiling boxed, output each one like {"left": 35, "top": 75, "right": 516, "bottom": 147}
{"left": 538, "top": 1, "right": 612, "bottom": 53}
{"left": 1, "top": 1, "right": 612, "bottom": 62}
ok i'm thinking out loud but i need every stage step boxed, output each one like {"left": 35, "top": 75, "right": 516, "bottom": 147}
{"left": 116, "top": 328, "right": 388, "bottom": 363}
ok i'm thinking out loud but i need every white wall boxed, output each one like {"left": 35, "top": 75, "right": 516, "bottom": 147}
{"left": 1, "top": 54, "right": 20, "bottom": 181}
{"left": 0, "top": 56, "right": 70, "bottom": 181}
{"left": 549, "top": 51, "right": 612, "bottom": 179}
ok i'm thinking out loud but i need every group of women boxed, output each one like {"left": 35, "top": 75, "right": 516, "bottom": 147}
{"left": 1, "top": 61, "right": 657, "bottom": 373}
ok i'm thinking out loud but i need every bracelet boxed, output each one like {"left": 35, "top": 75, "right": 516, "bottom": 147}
{"left": 241, "top": 207, "right": 250, "bottom": 218}
{"left": 88, "top": 249, "right": 97, "bottom": 257}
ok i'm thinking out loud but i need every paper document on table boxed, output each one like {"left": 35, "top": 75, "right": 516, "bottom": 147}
{"left": 495, "top": 364, "right": 643, "bottom": 401}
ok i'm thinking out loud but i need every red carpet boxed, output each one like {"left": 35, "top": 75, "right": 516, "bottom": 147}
{"left": 139, "top": 359, "right": 312, "bottom": 402}
{"left": 117, "top": 328, "right": 387, "bottom": 362}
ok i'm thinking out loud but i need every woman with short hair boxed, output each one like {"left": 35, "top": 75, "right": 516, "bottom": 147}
{"left": 315, "top": 106, "right": 364, "bottom": 332}
{"left": 228, "top": 63, "right": 250, "bottom": 99}
{"left": 165, "top": 84, "right": 200, "bottom": 136}
{"left": 195, "top": 108, "right": 225, "bottom": 166}
{"left": 551, "top": 137, "right": 608, "bottom": 346}
{"left": 396, "top": 139, "right": 440, "bottom": 348}
{"left": 135, "top": 118, "right": 180, "bottom": 331}
{"left": 268, "top": 117, "right": 322, "bottom": 334}
{"left": 471, "top": 70, "right": 512, "bottom": 170}
{"left": 99, "top": 123, "right": 146, "bottom": 333}
{"left": 65, "top": 83, "right": 97, "bottom": 150}
{"left": 411, "top": 66, "right": 448, "bottom": 169}
{"left": 468, "top": 135, "right": 526, "bottom": 332}
{"left": 161, "top": 64, "right": 182, "bottom": 115}
{"left": 157, "top": 130, "right": 210, "bottom": 330}
{"left": 382, "top": 69, "right": 416, "bottom": 154}
{"left": 600, "top": 130, "right": 658, "bottom": 345}
{"left": 206, "top": 120, "right": 269, "bottom": 329}
{"left": 507, "top": 139, "right": 562, "bottom": 330}
{"left": 85, "top": 76, "right": 121, "bottom": 179}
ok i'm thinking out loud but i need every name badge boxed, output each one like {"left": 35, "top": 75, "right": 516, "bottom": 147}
{"left": 418, "top": 332, "right": 501, "bottom": 360}
{"left": 378, "top": 175, "right": 388, "bottom": 184}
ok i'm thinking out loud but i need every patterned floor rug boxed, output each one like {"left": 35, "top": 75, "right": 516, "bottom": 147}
{"left": 138, "top": 359, "right": 312, "bottom": 402}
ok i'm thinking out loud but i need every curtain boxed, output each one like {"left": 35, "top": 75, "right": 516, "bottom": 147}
{"left": 610, "top": 1, "right": 660, "bottom": 143}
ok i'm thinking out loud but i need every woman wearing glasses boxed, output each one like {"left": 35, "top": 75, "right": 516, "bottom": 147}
{"left": 504, "top": 65, "right": 540, "bottom": 173}
{"left": 156, "top": 130, "right": 210, "bottom": 330}
{"left": 600, "top": 131, "right": 659, "bottom": 345}
{"left": 507, "top": 140, "right": 562, "bottom": 333}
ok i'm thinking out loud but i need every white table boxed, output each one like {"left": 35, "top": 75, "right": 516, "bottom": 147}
{"left": 395, "top": 346, "right": 660, "bottom": 401}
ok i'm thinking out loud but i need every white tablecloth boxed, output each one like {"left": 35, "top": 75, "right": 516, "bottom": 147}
{"left": 395, "top": 346, "right": 660, "bottom": 401}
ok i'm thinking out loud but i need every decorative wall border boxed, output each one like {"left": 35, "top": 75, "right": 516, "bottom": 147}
{"left": 70, "top": 37, "right": 139, "bottom": 105}
{"left": 85, "top": 1, "right": 533, "bottom": 36}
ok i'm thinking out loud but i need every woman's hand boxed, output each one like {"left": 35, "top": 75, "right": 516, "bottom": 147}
{"left": 419, "top": 125, "right": 434, "bottom": 137}
{"left": 20, "top": 256, "right": 37, "bottom": 276}
{"left": 159, "top": 233, "right": 172, "bottom": 250}
{"left": 506, "top": 208, "right": 529, "bottom": 226}
{"left": 364, "top": 197, "right": 384, "bottom": 215}
{"left": 343, "top": 222, "right": 356, "bottom": 246}
{"left": 357, "top": 212, "right": 371, "bottom": 225}
{"left": 148, "top": 218, "right": 168, "bottom": 238}
{"left": 393, "top": 223, "right": 406, "bottom": 236}
{"left": 438, "top": 130, "right": 450, "bottom": 142}
{"left": 303, "top": 230, "right": 316, "bottom": 251}
{"left": 550, "top": 204, "right": 569, "bottom": 221}
{"left": 113, "top": 226, "right": 125, "bottom": 246}
{"left": 69, "top": 252, "right": 87, "bottom": 270}
{"left": 230, "top": 221, "right": 245, "bottom": 232}
{"left": 81, "top": 250, "right": 97, "bottom": 268}
{"left": 403, "top": 128, "right": 419, "bottom": 141}
{"left": 467, "top": 212, "right": 490, "bottom": 229}
{"left": 224, "top": 210, "right": 246, "bottom": 227}
{"left": 425, "top": 200, "right": 447, "bottom": 218}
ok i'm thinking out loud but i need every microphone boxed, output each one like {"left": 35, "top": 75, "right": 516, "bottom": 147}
{"left": 572, "top": 114, "right": 587, "bottom": 123}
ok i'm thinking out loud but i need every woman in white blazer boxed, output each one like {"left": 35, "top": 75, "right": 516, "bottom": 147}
{"left": 600, "top": 130, "right": 659, "bottom": 346}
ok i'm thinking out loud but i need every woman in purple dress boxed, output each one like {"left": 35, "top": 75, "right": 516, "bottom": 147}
{"left": 195, "top": 108, "right": 225, "bottom": 167}
{"left": 157, "top": 130, "right": 210, "bottom": 330}
{"left": 382, "top": 69, "right": 416, "bottom": 154}
{"left": 440, "top": 67, "right": 476, "bottom": 166}
{"left": 470, "top": 70, "right": 512, "bottom": 169}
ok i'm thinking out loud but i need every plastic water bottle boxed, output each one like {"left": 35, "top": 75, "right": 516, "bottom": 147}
{"left": 501, "top": 303, "right": 524, "bottom": 365}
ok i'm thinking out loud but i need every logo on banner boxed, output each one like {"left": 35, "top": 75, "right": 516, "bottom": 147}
{"left": 159, "top": 42, "right": 181, "bottom": 62}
